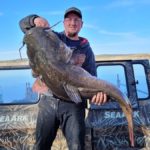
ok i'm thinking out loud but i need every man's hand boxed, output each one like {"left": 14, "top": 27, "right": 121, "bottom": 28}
{"left": 91, "top": 92, "right": 107, "bottom": 105}
{"left": 71, "top": 54, "right": 86, "bottom": 66}
{"left": 32, "top": 78, "right": 49, "bottom": 94}
{"left": 34, "top": 17, "right": 50, "bottom": 28}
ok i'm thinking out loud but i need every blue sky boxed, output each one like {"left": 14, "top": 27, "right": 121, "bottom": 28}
{"left": 0, "top": 0, "right": 150, "bottom": 60}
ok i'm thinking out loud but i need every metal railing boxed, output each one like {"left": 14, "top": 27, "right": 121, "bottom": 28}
{"left": 0, "top": 53, "right": 150, "bottom": 68}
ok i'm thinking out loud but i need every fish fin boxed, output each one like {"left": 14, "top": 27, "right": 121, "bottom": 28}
{"left": 63, "top": 84, "right": 82, "bottom": 103}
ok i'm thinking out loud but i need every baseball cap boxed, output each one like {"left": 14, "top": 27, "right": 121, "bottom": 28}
{"left": 64, "top": 7, "right": 82, "bottom": 19}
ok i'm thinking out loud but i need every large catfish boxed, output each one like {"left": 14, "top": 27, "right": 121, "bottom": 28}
{"left": 23, "top": 27, "right": 134, "bottom": 147}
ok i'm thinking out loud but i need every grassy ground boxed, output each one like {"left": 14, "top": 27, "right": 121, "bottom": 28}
{"left": 51, "top": 129, "right": 68, "bottom": 150}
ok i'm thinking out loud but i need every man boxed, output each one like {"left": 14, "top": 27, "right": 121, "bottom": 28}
{"left": 19, "top": 7, "right": 107, "bottom": 150}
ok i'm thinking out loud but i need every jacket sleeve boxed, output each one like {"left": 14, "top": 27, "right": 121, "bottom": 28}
{"left": 19, "top": 14, "right": 39, "bottom": 33}
{"left": 82, "top": 46, "right": 97, "bottom": 77}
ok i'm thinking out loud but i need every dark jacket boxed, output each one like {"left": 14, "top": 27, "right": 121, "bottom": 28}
{"left": 55, "top": 31, "right": 97, "bottom": 76}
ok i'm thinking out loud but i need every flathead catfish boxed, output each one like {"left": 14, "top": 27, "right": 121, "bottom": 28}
{"left": 23, "top": 27, "right": 134, "bottom": 146}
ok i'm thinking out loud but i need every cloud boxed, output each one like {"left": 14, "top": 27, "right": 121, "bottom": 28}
{"left": 91, "top": 34, "right": 150, "bottom": 55}
{"left": 98, "top": 30, "right": 134, "bottom": 37}
{"left": 0, "top": 50, "right": 27, "bottom": 60}
{"left": 83, "top": 24, "right": 150, "bottom": 54}
{"left": 105, "top": 0, "right": 150, "bottom": 9}
{"left": 40, "top": 11, "right": 63, "bottom": 16}
{"left": 84, "top": 23, "right": 135, "bottom": 38}
{"left": 92, "top": 41, "right": 150, "bottom": 55}
{"left": 0, "top": 12, "right": 3, "bottom": 16}
{"left": 84, "top": 24, "right": 99, "bottom": 30}
{"left": 106, "top": 0, "right": 134, "bottom": 9}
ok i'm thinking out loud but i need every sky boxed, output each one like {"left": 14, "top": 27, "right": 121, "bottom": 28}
{"left": 0, "top": 0, "right": 150, "bottom": 60}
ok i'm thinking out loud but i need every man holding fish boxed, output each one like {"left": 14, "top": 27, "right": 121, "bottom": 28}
{"left": 19, "top": 7, "right": 108, "bottom": 150}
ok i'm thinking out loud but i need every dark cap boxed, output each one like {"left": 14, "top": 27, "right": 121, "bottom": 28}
{"left": 64, "top": 7, "right": 82, "bottom": 19}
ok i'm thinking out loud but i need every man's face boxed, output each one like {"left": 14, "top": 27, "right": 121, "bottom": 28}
{"left": 63, "top": 13, "right": 83, "bottom": 38}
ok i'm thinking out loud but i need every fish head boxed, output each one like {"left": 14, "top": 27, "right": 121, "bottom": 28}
{"left": 24, "top": 26, "right": 73, "bottom": 64}
{"left": 24, "top": 27, "right": 62, "bottom": 58}
{"left": 24, "top": 27, "right": 49, "bottom": 53}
